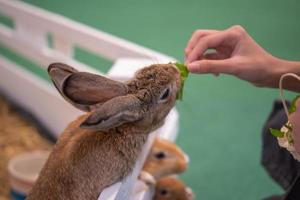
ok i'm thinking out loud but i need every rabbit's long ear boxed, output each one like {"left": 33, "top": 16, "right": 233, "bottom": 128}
{"left": 80, "top": 95, "right": 142, "bottom": 130}
{"left": 48, "top": 63, "right": 128, "bottom": 112}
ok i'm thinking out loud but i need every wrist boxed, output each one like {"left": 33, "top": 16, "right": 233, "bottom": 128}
{"left": 266, "top": 57, "right": 300, "bottom": 92}
{"left": 276, "top": 58, "right": 300, "bottom": 74}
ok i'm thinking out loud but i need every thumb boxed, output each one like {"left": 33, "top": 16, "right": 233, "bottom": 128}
{"left": 187, "top": 59, "right": 236, "bottom": 75}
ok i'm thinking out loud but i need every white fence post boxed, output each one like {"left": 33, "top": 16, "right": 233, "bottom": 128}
{"left": 52, "top": 33, "right": 74, "bottom": 57}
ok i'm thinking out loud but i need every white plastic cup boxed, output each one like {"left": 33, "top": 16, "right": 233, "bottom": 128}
{"left": 7, "top": 151, "right": 50, "bottom": 200}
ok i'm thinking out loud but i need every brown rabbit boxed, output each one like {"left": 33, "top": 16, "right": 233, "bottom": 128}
{"left": 26, "top": 62, "right": 181, "bottom": 200}
{"left": 153, "top": 176, "right": 194, "bottom": 200}
{"left": 139, "top": 138, "right": 189, "bottom": 185}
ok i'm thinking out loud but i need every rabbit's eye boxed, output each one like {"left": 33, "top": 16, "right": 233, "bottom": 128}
{"left": 159, "top": 88, "right": 170, "bottom": 102}
{"left": 155, "top": 151, "right": 166, "bottom": 159}
{"left": 160, "top": 188, "right": 169, "bottom": 196}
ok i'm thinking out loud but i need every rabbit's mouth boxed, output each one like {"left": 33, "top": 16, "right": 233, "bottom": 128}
{"left": 171, "top": 63, "right": 188, "bottom": 101}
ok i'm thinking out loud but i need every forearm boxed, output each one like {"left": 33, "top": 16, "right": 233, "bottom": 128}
{"left": 264, "top": 57, "right": 300, "bottom": 92}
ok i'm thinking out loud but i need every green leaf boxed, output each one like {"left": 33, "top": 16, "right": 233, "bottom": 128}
{"left": 174, "top": 63, "right": 189, "bottom": 101}
{"left": 269, "top": 128, "right": 285, "bottom": 138}
{"left": 175, "top": 63, "right": 189, "bottom": 78}
{"left": 289, "top": 95, "right": 300, "bottom": 114}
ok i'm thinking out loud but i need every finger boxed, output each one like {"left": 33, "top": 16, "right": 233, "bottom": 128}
{"left": 185, "top": 30, "right": 218, "bottom": 57}
{"left": 203, "top": 51, "right": 230, "bottom": 60}
{"left": 196, "top": 52, "right": 223, "bottom": 76}
{"left": 186, "top": 30, "right": 236, "bottom": 64}
{"left": 187, "top": 59, "right": 236, "bottom": 75}
{"left": 202, "top": 52, "right": 219, "bottom": 60}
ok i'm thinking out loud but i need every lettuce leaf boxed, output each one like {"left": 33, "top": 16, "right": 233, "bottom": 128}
{"left": 174, "top": 63, "right": 189, "bottom": 101}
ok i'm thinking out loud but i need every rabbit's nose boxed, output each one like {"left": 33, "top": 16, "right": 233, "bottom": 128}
{"left": 183, "top": 152, "right": 190, "bottom": 164}
{"left": 185, "top": 187, "right": 195, "bottom": 200}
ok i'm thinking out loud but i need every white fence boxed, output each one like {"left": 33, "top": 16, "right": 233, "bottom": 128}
{"left": 0, "top": 0, "right": 179, "bottom": 199}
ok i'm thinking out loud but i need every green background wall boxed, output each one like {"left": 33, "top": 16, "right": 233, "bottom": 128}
{"left": 1, "top": 0, "right": 300, "bottom": 199}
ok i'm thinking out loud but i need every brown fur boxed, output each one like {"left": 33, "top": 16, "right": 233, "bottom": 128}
{"left": 26, "top": 63, "right": 180, "bottom": 200}
{"left": 142, "top": 138, "right": 188, "bottom": 180}
{"left": 154, "top": 177, "right": 194, "bottom": 200}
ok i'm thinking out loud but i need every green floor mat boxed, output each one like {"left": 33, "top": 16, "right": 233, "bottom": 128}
{"left": 4, "top": 0, "right": 300, "bottom": 199}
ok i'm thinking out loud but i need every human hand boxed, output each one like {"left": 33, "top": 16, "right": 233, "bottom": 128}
{"left": 184, "top": 25, "right": 292, "bottom": 88}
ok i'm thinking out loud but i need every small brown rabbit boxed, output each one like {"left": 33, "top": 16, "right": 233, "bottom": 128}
{"left": 26, "top": 63, "right": 181, "bottom": 200}
{"left": 153, "top": 176, "right": 195, "bottom": 200}
{"left": 140, "top": 138, "right": 189, "bottom": 185}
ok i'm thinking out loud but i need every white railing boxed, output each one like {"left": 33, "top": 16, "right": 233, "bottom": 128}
{"left": 0, "top": 0, "right": 174, "bottom": 71}
{"left": 0, "top": 1, "right": 179, "bottom": 200}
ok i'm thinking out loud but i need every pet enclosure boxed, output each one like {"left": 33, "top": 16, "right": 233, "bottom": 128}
{"left": 0, "top": 0, "right": 180, "bottom": 199}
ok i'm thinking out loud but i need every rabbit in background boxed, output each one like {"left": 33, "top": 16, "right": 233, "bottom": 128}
{"left": 134, "top": 138, "right": 193, "bottom": 200}
{"left": 26, "top": 62, "right": 181, "bottom": 200}
{"left": 153, "top": 176, "right": 195, "bottom": 200}
{"left": 139, "top": 138, "right": 189, "bottom": 185}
